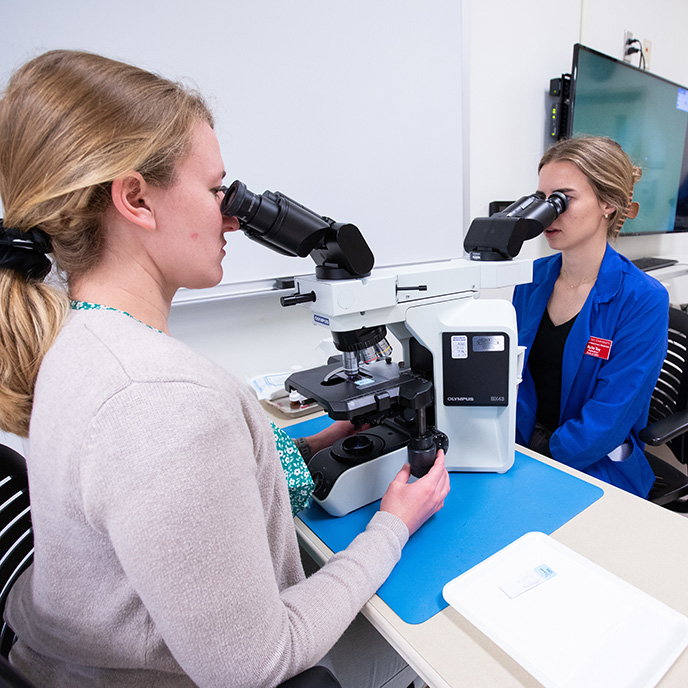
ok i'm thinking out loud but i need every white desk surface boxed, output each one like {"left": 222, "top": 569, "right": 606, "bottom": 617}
{"left": 640, "top": 257, "right": 688, "bottom": 306}
{"left": 292, "top": 441, "right": 688, "bottom": 687}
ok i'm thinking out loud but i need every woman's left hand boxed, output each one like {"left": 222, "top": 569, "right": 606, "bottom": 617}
{"left": 304, "top": 420, "right": 368, "bottom": 455}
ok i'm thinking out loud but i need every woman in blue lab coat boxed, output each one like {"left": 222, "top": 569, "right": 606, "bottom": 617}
{"left": 512, "top": 136, "right": 669, "bottom": 498}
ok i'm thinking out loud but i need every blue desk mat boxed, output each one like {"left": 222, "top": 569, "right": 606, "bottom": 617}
{"left": 284, "top": 418, "right": 605, "bottom": 624}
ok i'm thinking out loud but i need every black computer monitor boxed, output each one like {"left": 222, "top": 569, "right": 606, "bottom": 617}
{"left": 564, "top": 43, "right": 688, "bottom": 236}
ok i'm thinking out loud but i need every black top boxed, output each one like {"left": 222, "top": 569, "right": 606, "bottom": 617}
{"left": 528, "top": 308, "right": 577, "bottom": 431}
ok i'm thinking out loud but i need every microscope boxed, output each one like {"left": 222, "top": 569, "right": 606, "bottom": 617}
{"left": 222, "top": 184, "right": 567, "bottom": 516}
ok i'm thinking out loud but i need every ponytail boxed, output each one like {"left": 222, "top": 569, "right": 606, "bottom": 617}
{"left": 0, "top": 271, "right": 68, "bottom": 436}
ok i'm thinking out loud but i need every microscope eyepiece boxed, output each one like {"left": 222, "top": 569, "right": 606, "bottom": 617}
{"left": 220, "top": 179, "right": 374, "bottom": 278}
{"left": 501, "top": 191, "right": 568, "bottom": 230}
{"left": 546, "top": 191, "right": 568, "bottom": 216}
{"left": 463, "top": 191, "right": 569, "bottom": 261}
{"left": 222, "top": 180, "right": 260, "bottom": 222}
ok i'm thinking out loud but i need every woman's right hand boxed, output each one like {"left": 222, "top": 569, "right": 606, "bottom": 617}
{"left": 379, "top": 450, "right": 450, "bottom": 536}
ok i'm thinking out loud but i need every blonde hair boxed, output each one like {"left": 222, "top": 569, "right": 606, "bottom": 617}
{"left": 0, "top": 50, "right": 213, "bottom": 436}
{"left": 539, "top": 136, "right": 642, "bottom": 239}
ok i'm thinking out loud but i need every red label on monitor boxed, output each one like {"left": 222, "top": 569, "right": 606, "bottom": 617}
{"left": 585, "top": 336, "right": 612, "bottom": 360}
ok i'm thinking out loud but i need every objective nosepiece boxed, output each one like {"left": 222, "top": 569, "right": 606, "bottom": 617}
{"left": 333, "top": 326, "right": 393, "bottom": 379}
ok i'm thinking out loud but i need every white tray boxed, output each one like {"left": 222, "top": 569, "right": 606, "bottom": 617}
{"left": 443, "top": 532, "right": 688, "bottom": 688}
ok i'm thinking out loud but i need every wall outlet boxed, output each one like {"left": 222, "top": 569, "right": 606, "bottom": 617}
{"left": 643, "top": 39, "right": 652, "bottom": 70}
{"left": 623, "top": 30, "right": 633, "bottom": 62}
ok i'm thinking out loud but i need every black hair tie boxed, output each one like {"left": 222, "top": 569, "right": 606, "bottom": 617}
{"left": 0, "top": 219, "right": 53, "bottom": 281}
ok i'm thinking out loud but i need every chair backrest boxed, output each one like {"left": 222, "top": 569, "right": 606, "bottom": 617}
{"left": 0, "top": 446, "right": 33, "bottom": 659}
{"left": 647, "top": 307, "right": 688, "bottom": 466}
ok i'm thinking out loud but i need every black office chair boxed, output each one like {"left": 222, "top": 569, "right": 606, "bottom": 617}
{"left": 0, "top": 444, "right": 32, "bottom": 662}
{"left": 0, "top": 444, "right": 35, "bottom": 688}
{"left": 0, "top": 444, "right": 340, "bottom": 687}
{"left": 640, "top": 307, "right": 688, "bottom": 511}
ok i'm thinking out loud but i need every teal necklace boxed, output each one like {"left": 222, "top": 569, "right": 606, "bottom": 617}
{"left": 70, "top": 300, "right": 164, "bottom": 334}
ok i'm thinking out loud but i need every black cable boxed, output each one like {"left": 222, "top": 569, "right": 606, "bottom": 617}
{"left": 626, "top": 38, "right": 646, "bottom": 70}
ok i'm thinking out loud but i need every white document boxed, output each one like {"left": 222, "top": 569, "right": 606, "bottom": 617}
{"left": 443, "top": 532, "right": 688, "bottom": 688}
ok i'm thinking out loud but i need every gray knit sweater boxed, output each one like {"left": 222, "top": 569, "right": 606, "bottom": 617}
{"left": 6, "top": 309, "right": 408, "bottom": 688}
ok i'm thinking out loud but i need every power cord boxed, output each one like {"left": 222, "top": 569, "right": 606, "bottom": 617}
{"left": 625, "top": 38, "right": 646, "bottom": 70}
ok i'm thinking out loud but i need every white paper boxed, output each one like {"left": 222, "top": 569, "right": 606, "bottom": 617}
{"left": 247, "top": 371, "right": 293, "bottom": 401}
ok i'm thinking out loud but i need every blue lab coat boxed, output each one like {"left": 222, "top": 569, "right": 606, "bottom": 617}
{"left": 512, "top": 244, "right": 669, "bottom": 497}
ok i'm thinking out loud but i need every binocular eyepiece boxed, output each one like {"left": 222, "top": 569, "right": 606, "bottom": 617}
{"left": 501, "top": 191, "right": 568, "bottom": 228}
{"left": 221, "top": 180, "right": 374, "bottom": 279}
{"left": 463, "top": 191, "right": 569, "bottom": 261}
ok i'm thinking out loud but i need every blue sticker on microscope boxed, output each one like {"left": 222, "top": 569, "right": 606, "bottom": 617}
{"left": 354, "top": 378, "right": 376, "bottom": 387}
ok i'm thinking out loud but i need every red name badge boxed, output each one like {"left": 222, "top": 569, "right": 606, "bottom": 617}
{"left": 585, "top": 336, "right": 613, "bottom": 360}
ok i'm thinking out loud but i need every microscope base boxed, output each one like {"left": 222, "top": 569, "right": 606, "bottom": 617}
{"left": 309, "top": 446, "right": 409, "bottom": 517}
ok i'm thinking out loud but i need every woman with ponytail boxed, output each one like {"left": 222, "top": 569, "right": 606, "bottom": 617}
{"left": 0, "top": 50, "right": 448, "bottom": 688}
{"left": 513, "top": 136, "right": 669, "bottom": 498}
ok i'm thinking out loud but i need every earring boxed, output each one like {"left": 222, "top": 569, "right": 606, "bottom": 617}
{"left": 604, "top": 213, "right": 609, "bottom": 219}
